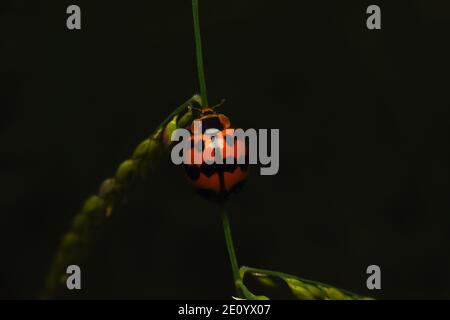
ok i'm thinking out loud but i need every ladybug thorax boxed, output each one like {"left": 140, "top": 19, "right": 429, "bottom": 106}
{"left": 190, "top": 108, "right": 231, "bottom": 133}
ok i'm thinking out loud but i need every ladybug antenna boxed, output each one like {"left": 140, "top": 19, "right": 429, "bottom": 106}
{"left": 212, "top": 98, "right": 226, "bottom": 109}
{"left": 191, "top": 106, "right": 203, "bottom": 112}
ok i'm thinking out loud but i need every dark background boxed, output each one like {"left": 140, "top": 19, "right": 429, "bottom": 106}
{"left": 1, "top": 0, "right": 449, "bottom": 299}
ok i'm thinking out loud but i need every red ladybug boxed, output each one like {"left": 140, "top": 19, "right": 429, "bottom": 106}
{"left": 184, "top": 105, "right": 248, "bottom": 201}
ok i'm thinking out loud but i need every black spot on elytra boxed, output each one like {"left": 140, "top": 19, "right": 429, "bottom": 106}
{"left": 237, "top": 156, "right": 249, "bottom": 171}
{"left": 201, "top": 117, "right": 224, "bottom": 132}
{"left": 185, "top": 164, "right": 200, "bottom": 180}
{"left": 200, "top": 162, "right": 237, "bottom": 177}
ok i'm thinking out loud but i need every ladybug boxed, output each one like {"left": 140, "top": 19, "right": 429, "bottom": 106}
{"left": 184, "top": 103, "right": 249, "bottom": 202}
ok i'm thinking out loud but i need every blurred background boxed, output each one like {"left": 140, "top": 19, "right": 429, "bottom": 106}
{"left": 0, "top": 0, "right": 449, "bottom": 299}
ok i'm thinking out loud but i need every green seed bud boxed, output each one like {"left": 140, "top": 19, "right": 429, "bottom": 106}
{"left": 323, "top": 287, "right": 348, "bottom": 300}
{"left": 72, "top": 213, "right": 88, "bottom": 232}
{"left": 99, "top": 178, "right": 115, "bottom": 198}
{"left": 255, "top": 275, "right": 278, "bottom": 289}
{"left": 304, "top": 283, "right": 325, "bottom": 299}
{"left": 286, "top": 278, "right": 316, "bottom": 300}
{"left": 177, "top": 106, "right": 194, "bottom": 129}
{"left": 162, "top": 116, "right": 178, "bottom": 147}
{"left": 115, "top": 160, "right": 136, "bottom": 185}
{"left": 132, "top": 139, "right": 151, "bottom": 160}
{"left": 81, "top": 196, "right": 105, "bottom": 215}
{"left": 139, "top": 139, "right": 163, "bottom": 176}
{"left": 147, "top": 138, "right": 163, "bottom": 158}
{"left": 61, "top": 232, "right": 79, "bottom": 251}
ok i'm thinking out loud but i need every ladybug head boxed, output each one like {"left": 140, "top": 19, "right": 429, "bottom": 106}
{"left": 191, "top": 99, "right": 231, "bottom": 132}
{"left": 196, "top": 99, "right": 226, "bottom": 116}
{"left": 199, "top": 107, "right": 216, "bottom": 116}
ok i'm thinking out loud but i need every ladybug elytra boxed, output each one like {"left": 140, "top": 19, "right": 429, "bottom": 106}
{"left": 184, "top": 105, "right": 249, "bottom": 202}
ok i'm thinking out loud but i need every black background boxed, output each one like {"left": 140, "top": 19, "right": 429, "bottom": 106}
{"left": 1, "top": 0, "right": 449, "bottom": 299}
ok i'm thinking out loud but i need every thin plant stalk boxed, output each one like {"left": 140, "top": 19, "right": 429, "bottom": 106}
{"left": 192, "top": 0, "right": 209, "bottom": 107}
{"left": 220, "top": 207, "right": 240, "bottom": 285}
